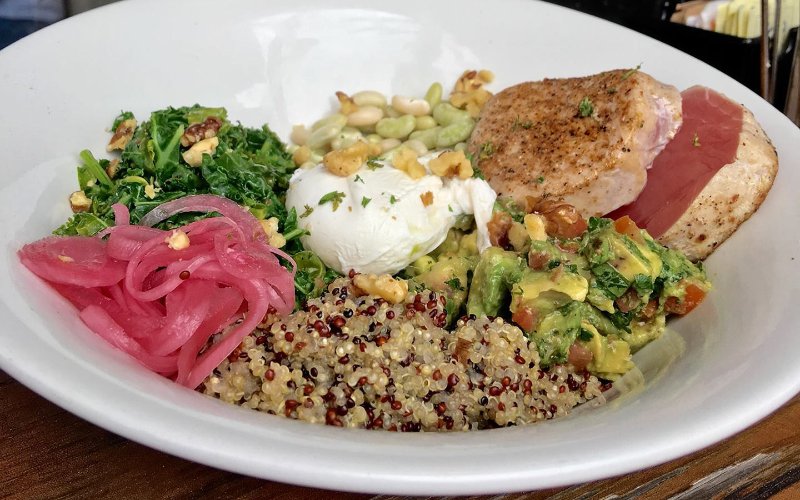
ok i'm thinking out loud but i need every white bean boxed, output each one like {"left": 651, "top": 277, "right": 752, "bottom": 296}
{"left": 379, "top": 138, "right": 401, "bottom": 153}
{"left": 391, "top": 95, "right": 431, "bottom": 116}
{"left": 290, "top": 125, "right": 310, "bottom": 145}
{"left": 402, "top": 139, "right": 428, "bottom": 156}
{"left": 346, "top": 106, "right": 384, "bottom": 128}
{"left": 352, "top": 90, "right": 388, "bottom": 108}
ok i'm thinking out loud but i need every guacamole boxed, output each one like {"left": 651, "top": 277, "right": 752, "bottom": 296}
{"left": 413, "top": 210, "right": 710, "bottom": 380}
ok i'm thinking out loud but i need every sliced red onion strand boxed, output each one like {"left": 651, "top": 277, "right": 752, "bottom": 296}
{"left": 19, "top": 194, "right": 296, "bottom": 388}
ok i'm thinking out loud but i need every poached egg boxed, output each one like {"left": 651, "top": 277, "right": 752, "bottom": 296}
{"left": 286, "top": 153, "right": 496, "bottom": 275}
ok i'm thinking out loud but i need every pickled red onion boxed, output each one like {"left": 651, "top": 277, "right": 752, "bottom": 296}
{"left": 18, "top": 195, "right": 295, "bottom": 388}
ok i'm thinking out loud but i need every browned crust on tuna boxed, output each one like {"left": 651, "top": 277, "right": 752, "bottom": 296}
{"left": 467, "top": 69, "right": 681, "bottom": 217}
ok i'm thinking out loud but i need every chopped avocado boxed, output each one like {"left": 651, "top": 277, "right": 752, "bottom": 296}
{"left": 645, "top": 233, "right": 710, "bottom": 301}
{"left": 532, "top": 302, "right": 584, "bottom": 365}
{"left": 623, "top": 313, "right": 666, "bottom": 352}
{"left": 581, "top": 322, "right": 634, "bottom": 378}
{"left": 466, "top": 247, "right": 525, "bottom": 318}
{"left": 414, "top": 254, "right": 473, "bottom": 324}
{"left": 510, "top": 268, "right": 589, "bottom": 313}
{"left": 431, "top": 228, "right": 480, "bottom": 259}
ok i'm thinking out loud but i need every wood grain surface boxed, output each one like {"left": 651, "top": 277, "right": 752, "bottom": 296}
{"left": 1, "top": 369, "right": 798, "bottom": 500}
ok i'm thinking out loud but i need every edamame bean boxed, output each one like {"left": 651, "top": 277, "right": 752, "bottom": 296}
{"left": 409, "top": 126, "right": 441, "bottom": 149}
{"left": 432, "top": 103, "right": 471, "bottom": 126}
{"left": 309, "top": 150, "right": 324, "bottom": 164}
{"left": 424, "top": 82, "right": 443, "bottom": 109}
{"left": 311, "top": 113, "right": 347, "bottom": 132}
{"left": 307, "top": 123, "right": 342, "bottom": 150}
{"left": 384, "top": 106, "right": 401, "bottom": 119}
{"left": 331, "top": 127, "right": 364, "bottom": 150}
{"left": 375, "top": 114, "right": 416, "bottom": 139}
{"left": 365, "top": 133, "right": 383, "bottom": 144}
{"left": 436, "top": 119, "right": 474, "bottom": 148}
{"left": 352, "top": 90, "right": 388, "bottom": 108}
{"left": 414, "top": 115, "right": 437, "bottom": 131}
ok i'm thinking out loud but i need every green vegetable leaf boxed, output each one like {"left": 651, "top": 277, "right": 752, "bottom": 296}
{"left": 111, "top": 111, "right": 135, "bottom": 131}
{"left": 53, "top": 212, "right": 109, "bottom": 236}
{"left": 366, "top": 158, "right": 383, "bottom": 170}
{"left": 592, "top": 263, "right": 629, "bottom": 299}
{"left": 389, "top": 195, "right": 398, "bottom": 205}
{"left": 361, "top": 196, "right": 371, "bottom": 208}
{"left": 79, "top": 149, "right": 114, "bottom": 188}
{"left": 587, "top": 217, "right": 612, "bottom": 232}
{"left": 186, "top": 106, "right": 227, "bottom": 125}
{"left": 632, "top": 274, "right": 654, "bottom": 297}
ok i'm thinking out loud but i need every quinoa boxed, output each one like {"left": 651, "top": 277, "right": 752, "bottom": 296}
{"left": 202, "top": 277, "right": 604, "bottom": 431}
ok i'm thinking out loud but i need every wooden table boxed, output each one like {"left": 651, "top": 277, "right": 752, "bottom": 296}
{"left": 2, "top": 370, "right": 798, "bottom": 499}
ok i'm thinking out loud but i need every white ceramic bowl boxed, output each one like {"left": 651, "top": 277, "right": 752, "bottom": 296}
{"left": 1, "top": 0, "right": 799, "bottom": 495}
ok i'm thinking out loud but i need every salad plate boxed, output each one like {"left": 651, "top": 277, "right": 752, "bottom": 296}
{"left": 1, "top": 0, "right": 799, "bottom": 494}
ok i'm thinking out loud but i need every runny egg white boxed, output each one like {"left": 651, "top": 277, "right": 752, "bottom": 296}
{"left": 285, "top": 153, "right": 497, "bottom": 275}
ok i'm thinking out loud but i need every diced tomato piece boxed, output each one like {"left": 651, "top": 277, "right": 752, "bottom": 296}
{"left": 614, "top": 215, "right": 643, "bottom": 242}
{"left": 664, "top": 283, "right": 707, "bottom": 315}
{"left": 615, "top": 288, "right": 640, "bottom": 313}
{"left": 568, "top": 342, "right": 593, "bottom": 371}
{"left": 512, "top": 306, "right": 538, "bottom": 332}
{"left": 640, "top": 299, "right": 658, "bottom": 319}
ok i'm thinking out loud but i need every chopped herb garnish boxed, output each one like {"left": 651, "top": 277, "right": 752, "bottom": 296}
{"left": 512, "top": 115, "right": 533, "bottom": 130}
{"left": 620, "top": 63, "right": 642, "bottom": 81}
{"left": 478, "top": 141, "right": 495, "bottom": 160}
{"left": 536, "top": 175, "right": 545, "bottom": 184}
{"left": 579, "top": 97, "right": 594, "bottom": 118}
{"left": 692, "top": 132, "right": 701, "bottom": 147}
{"left": 448, "top": 204, "right": 453, "bottom": 212}
{"left": 445, "top": 277, "right": 465, "bottom": 291}
{"left": 361, "top": 196, "right": 371, "bottom": 208}
{"left": 319, "top": 190, "right": 346, "bottom": 211}
{"left": 607, "top": 87, "right": 618, "bottom": 94}
{"left": 299, "top": 204, "right": 314, "bottom": 218}
{"left": 472, "top": 165, "right": 486, "bottom": 180}
{"left": 366, "top": 158, "right": 383, "bottom": 170}
{"left": 354, "top": 174, "right": 364, "bottom": 183}
{"left": 578, "top": 328, "right": 594, "bottom": 342}
{"left": 389, "top": 194, "right": 398, "bottom": 205}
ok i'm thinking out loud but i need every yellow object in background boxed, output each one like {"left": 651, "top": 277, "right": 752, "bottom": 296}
{"left": 674, "top": 0, "right": 798, "bottom": 50}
